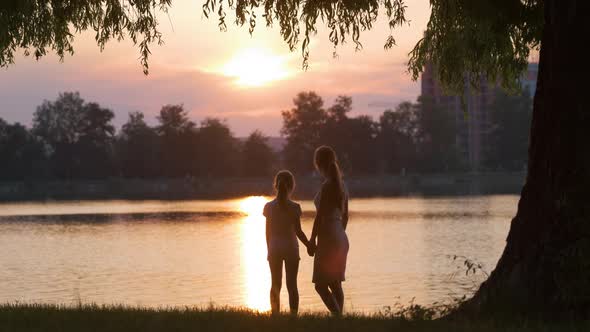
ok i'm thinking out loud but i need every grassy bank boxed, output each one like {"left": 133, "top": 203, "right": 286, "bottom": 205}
{"left": 0, "top": 304, "right": 588, "bottom": 332}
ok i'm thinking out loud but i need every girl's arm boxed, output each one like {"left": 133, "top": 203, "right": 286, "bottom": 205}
{"left": 293, "top": 206, "right": 310, "bottom": 247}
{"left": 264, "top": 205, "right": 271, "bottom": 258}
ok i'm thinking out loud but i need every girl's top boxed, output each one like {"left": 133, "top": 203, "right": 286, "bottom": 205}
{"left": 263, "top": 198, "right": 302, "bottom": 260}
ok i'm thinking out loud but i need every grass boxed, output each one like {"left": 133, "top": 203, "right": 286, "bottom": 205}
{"left": 1, "top": 304, "right": 589, "bottom": 332}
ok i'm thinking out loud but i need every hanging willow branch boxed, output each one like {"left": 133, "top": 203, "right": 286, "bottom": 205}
{"left": 1, "top": 0, "right": 542, "bottom": 91}
{"left": 0, "top": 0, "right": 171, "bottom": 74}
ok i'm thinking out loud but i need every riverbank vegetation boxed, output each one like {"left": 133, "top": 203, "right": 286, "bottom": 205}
{"left": 0, "top": 172, "right": 526, "bottom": 201}
{"left": 1, "top": 304, "right": 587, "bottom": 332}
{"left": 0, "top": 90, "right": 531, "bottom": 181}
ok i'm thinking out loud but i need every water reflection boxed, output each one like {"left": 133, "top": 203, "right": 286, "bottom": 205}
{"left": 238, "top": 196, "right": 271, "bottom": 311}
{"left": 0, "top": 195, "right": 518, "bottom": 312}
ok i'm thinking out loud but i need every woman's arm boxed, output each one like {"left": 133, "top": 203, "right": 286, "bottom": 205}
{"left": 311, "top": 184, "right": 333, "bottom": 240}
{"left": 265, "top": 217, "right": 271, "bottom": 255}
{"left": 310, "top": 185, "right": 326, "bottom": 242}
{"left": 310, "top": 215, "right": 319, "bottom": 242}
{"left": 342, "top": 193, "right": 349, "bottom": 230}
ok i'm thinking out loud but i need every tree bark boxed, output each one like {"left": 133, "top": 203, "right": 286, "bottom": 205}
{"left": 468, "top": 0, "right": 590, "bottom": 317}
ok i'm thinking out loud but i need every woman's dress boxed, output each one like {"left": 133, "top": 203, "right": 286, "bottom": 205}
{"left": 312, "top": 183, "right": 349, "bottom": 284}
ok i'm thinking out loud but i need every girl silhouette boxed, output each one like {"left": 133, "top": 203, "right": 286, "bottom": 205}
{"left": 263, "top": 170, "right": 310, "bottom": 314}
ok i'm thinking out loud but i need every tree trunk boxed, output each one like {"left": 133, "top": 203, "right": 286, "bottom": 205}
{"left": 468, "top": 0, "right": 590, "bottom": 316}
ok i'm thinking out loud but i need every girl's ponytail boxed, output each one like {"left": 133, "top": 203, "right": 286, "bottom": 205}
{"left": 274, "top": 170, "right": 295, "bottom": 210}
{"left": 277, "top": 178, "right": 288, "bottom": 208}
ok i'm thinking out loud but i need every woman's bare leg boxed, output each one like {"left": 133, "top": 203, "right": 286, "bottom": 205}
{"left": 284, "top": 258, "right": 300, "bottom": 314}
{"left": 314, "top": 283, "right": 340, "bottom": 314}
{"left": 268, "top": 258, "right": 283, "bottom": 314}
{"left": 328, "top": 282, "right": 344, "bottom": 313}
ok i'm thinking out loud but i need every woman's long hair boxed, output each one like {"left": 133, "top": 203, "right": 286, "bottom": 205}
{"left": 274, "top": 170, "right": 295, "bottom": 210}
{"left": 314, "top": 146, "right": 344, "bottom": 210}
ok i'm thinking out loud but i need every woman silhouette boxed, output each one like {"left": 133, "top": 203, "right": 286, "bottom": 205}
{"left": 308, "top": 146, "right": 349, "bottom": 315}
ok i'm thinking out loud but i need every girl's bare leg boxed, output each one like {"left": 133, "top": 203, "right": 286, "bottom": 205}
{"left": 268, "top": 258, "right": 283, "bottom": 314}
{"left": 284, "top": 258, "right": 300, "bottom": 314}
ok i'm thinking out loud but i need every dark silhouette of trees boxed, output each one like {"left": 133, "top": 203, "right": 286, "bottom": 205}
{"left": 342, "top": 115, "right": 379, "bottom": 174}
{"left": 156, "top": 104, "right": 195, "bottom": 177}
{"left": 194, "top": 118, "right": 239, "bottom": 177}
{"left": 281, "top": 93, "right": 381, "bottom": 175}
{"left": 32, "top": 92, "right": 115, "bottom": 179}
{"left": 241, "top": 130, "right": 275, "bottom": 177}
{"left": 116, "top": 112, "right": 160, "bottom": 178}
{"left": 414, "top": 97, "right": 462, "bottom": 172}
{"left": 484, "top": 90, "right": 532, "bottom": 171}
{"left": 76, "top": 102, "right": 116, "bottom": 178}
{"left": 1, "top": 91, "right": 532, "bottom": 181}
{"left": 279, "top": 92, "right": 469, "bottom": 175}
{"left": 0, "top": 119, "right": 46, "bottom": 180}
{"left": 281, "top": 92, "right": 327, "bottom": 173}
{"left": 377, "top": 102, "right": 418, "bottom": 174}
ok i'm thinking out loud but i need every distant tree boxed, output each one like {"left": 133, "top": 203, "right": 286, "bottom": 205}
{"left": 33, "top": 92, "right": 85, "bottom": 147}
{"left": 341, "top": 115, "right": 378, "bottom": 174}
{"left": 377, "top": 102, "right": 418, "bottom": 174}
{"left": 414, "top": 97, "right": 462, "bottom": 172}
{"left": 321, "top": 95, "right": 353, "bottom": 170}
{"left": 281, "top": 92, "right": 327, "bottom": 173}
{"left": 0, "top": 119, "right": 46, "bottom": 180}
{"left": 282, "top": 93, "right": 378, "bottom": 175}
{"left": 194, "top": 118, "right": 239, "bottom": 177}
{"left": 327, "top": 95, "right": 352, "bottom": 122}
{"left": 116, "top": 112, "right": 161, "bottom": 178}
{"left": 241, "top": 130, "right": 275, "bottom": 177}
{"left": 485, "top": 89, "right": 533, "bottom": 171}
{"left": 76, "top": 102, "right": 115, "bottom": 178}
{"left": 156, "top": 104, "right": 195, "bottom": 177}
{"left": 32, "top": 92, "right": 115, "bottom": 179}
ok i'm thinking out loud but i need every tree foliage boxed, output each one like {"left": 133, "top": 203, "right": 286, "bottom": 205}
{"left": 116, "top": 111, "right": 161, "bottom": 177}
{"left": 241, "top": 130, "right": 275, "bottom": 177}
{"left": 0, "top": 119, "right": 46, "bottom": 180}
{"left": 0, "top": 0, "right": 171, "bottom": 74}
{"left": 0, "top": 90, "right": 530, "bottom": 180}
{"left": 377, "top": 102, "right": 417, "bottom": 173}
{"left": 1, "top": 0, "right": 542, "bottom": 89}
{"left": 484, "top": 89, "right": 533, "bottom": 171}
{"left": 33, "top": 92, "right": 115, "bottom": 178}
{"left": 280, "top": 91, "right": 466, "bottom": 175}
{"left": 156, "top": 104, "right": 195, "bottom": 177}
{"left": 202, "top": 0, "right": 542, "bottom": 91}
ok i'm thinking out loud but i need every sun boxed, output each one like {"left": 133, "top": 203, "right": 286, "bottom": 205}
{"left": 239, "top": 196, "right": 269, "bottom": 217}
{"left": 223, "top": 48, "right": 290, "bottom": 87}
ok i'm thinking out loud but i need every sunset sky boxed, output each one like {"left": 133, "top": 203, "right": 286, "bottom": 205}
{"left": 0, "top": 0, "right": 431, "bottom": 136}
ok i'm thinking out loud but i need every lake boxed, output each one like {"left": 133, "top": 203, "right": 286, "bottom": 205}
{"left": 0, "top": 195, "right": 517, "bottom": 313}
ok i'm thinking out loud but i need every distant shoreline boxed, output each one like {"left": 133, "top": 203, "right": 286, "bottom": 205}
{"left": 0, "top": 172, "right": 525, "bottom": 202}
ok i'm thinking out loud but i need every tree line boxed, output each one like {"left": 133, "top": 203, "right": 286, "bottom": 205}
{"left": 0, "top": 90, "right": 531, "bottom": 181}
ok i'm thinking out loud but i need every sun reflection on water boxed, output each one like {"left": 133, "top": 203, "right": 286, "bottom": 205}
{"left": 238, "top": 196, "right": 271, "bottom": 311}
